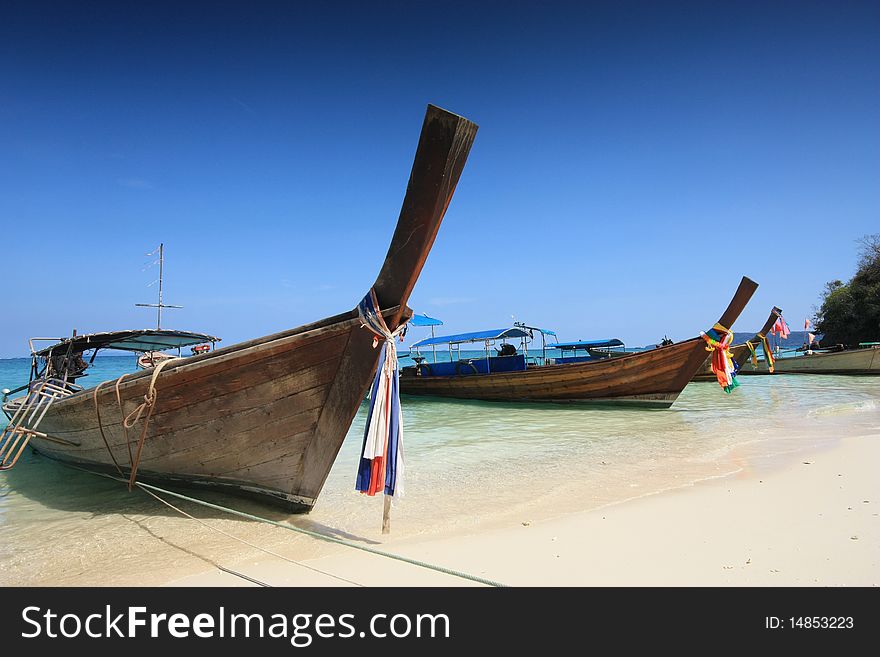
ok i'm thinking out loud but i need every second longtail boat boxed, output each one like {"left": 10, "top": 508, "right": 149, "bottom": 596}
{"left": 399, "top": 277, "right": 758, "bottom": 407}
{"left": 738, "top": 341, "right": 880, "bottom": 375}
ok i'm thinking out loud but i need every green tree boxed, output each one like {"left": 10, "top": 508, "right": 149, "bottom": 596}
{"left": 815, "top": 235, "right": 880, "bottom": 346}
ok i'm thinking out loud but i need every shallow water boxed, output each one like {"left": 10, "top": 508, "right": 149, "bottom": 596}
{"left": 1, "top": 356, "right": 878, "bottom": 585}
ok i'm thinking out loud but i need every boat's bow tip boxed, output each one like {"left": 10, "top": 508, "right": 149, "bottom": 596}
{"left": 715, "top": 275, "right": 760, "bottom": 329}
{"left": 371, "top": 104, "right": 479, "bottom": 325}
{"left": 425, "top": 103, "right": 480, "bottom": 129}
{"left": 740, "top": 275, "right": 759, "bottom": 290}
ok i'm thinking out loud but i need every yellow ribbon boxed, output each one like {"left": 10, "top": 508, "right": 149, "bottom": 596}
{"left": 745, "top": 340, "right": 758, "bottom": 367}
{"left": 757, "top": 332, "right": 775, "bottom": 373}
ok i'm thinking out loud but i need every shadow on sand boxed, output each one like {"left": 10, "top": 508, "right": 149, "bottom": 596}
{"left": 1, "top": 449, "right": 380, "bottom": 546}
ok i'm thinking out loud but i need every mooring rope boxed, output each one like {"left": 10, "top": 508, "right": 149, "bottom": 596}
{"left": 93, "top": 380, "right": 124, "bottom": 477}
{"left": 65, "top": 464, "right": 504, "bottom": 587}
{"left": 138, "top": 484, "right": 363, "bottom": 587}
{"left": 114, "top": 373, "right": 135, "bottom": 466}
{"left": 121, "top": 358, "right": 180, "bottom": 490}
{"left": 134, "top": 480, "right": 506, "bottom": 587}
{"left": 216, "top": 566, "right": 271, "bottom": 587}
{"left": 94, "top": 360, "right": 179, "bottom": 489}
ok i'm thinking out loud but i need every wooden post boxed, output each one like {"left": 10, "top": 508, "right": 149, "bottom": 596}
{"left": 382, "top": 494, "right": 392, "bottom": 534}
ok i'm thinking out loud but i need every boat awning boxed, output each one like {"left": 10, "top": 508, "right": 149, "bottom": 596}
{"left": 411, "top": 327, "right": 532, "bottom": 348}
{"left": 34, "top": 329, "right": 221, "bottom": 356}
{"left": 553, "top": 339, "right": 624, "bottom": 350}
{"left": 515, "top": 324, "right": 556, "bottom": 337}
{"left": 409, "top": 313, "right": 443, "bottom": 327}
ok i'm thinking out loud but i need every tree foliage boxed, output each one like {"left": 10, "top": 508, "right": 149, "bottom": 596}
{"left": 815, "top": 235, "right": 880, "bottom": 346}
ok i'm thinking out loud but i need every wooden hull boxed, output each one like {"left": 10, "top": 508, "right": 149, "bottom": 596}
{"left": 738, "top": 346, "right": 880, "bottom": 375}
{"left": 401, "top": 337, "right": 714, "bottom": 407}
{"left": 32, "top": 311, "right": 369, "bottom": 511}
{"left": 19, "top": 105, "right": 479, "bottom": 512}
{"left": 401, "top": 276, "right": 758, "bottom": 406}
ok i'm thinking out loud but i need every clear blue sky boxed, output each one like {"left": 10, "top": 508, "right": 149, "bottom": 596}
{"left": 1, "top": 1, "right": 878, "bottom": 357}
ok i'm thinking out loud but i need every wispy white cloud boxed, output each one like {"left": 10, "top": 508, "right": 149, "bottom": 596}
{"left": 118, "top": 178, "right": 153, "bottom": 189}
{"left": 232, "top": 96, "right": 257, "bottom": 115}
{"left": 429, "top": 296, "right": 475, "bottom": 307}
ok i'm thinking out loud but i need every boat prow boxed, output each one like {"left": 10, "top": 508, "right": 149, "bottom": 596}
{"left": 2, "top": 105, "right": 479, "bottom": 512}
{"left": 692, "top": 306, "right": 782, "bottom": 382}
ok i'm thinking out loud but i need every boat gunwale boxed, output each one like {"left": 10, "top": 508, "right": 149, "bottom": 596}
{"left": 402, "top": 335, "right": 703, "bottom": 383}
{"left": 738, "top": 344, "right": 879, "bottom": 374}
{"left": 36, "top": 305, "right": 405, "bottom": 411}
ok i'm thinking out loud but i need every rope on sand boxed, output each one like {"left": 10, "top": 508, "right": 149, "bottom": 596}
{"left": 65, "top": 464, "right": 505, "bottom": 587}
{"left": 137, "top": 483, "right": 362, "bottom": 587}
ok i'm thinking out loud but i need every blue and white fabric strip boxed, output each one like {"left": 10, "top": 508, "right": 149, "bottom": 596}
{"left": 355, "top": 290, "right": 406, "bottom": 498}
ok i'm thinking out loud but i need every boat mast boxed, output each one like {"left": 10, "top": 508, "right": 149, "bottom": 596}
{"left": 136, "top": 243, "right": 182, "bottom": 329}
{"left": 157, "top": 243, "right": 164, "bottom": 329}
{"left": 156, "top": 242, "right": 165, "bottom": 329}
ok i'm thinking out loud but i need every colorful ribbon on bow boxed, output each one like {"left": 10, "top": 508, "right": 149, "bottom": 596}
{"left": 700, "top": 322, "right": 740, "bottom": 393}
{"left": 355, "top": 289, "right": 406, "bottom": 500}
{"left": 744, "top": 340, "right": 758, "bottom": 367}
{"left": 756, "top": 332, "right": 775, "bottom": 373}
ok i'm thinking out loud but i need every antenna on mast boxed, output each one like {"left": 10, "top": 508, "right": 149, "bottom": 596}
{"left": 136, "top": 243, "right": 182, "bottom": 328}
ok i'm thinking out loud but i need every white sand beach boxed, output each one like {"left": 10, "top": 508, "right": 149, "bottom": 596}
{"left": 172, "top": 431, "right": 879, "bottom": 587}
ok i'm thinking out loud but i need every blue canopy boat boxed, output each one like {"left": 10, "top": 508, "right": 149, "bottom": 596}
{"left": 399, "top": 276, "right": 759, "bottom": 407}
{"left": 401, "top": 313, "right": 444, "bottom": 361}
{"left": 409, "top": 314, "right": 444, "bottom": 328}
{"left": 407, "top": 324, "right": 557, "bottom": 376}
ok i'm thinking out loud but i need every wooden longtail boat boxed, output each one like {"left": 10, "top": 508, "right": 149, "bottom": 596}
{"left": 691, "top": 306, "right": 782, "bottom": 382}
{"left": 737, "top": 343, "right": 880, "bottom": 375}
{"left": 0, "top": 104, "right": 479, "bottom": 512}
{"left": 399, "top": 277, "right": 758, "bottom": 407}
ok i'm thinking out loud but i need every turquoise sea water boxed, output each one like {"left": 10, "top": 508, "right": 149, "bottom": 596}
{"left": 1, "top": 355, "right": 878, "bottom": 585}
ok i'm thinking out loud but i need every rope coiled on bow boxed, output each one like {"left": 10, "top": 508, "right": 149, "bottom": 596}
{"left": 93, "top": 358, "right": 179, "bottom": 490}
{"left": 123, "top": 358, "right": 180, "bottom": 490}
